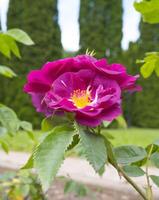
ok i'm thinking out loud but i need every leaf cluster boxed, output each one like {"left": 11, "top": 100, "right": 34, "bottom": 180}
{"left": 0, "top": 171, "right": 46, "bottom": 200}
{"left": 137, "top": 52, "right": 159, "bottom": 78}
{"left": 134, "top": 0, "right": 159, "bottom": 24}
{"left": 0, "top": 28, "right": 34, "bottom": 78}
{"left": 0, "top": 104, "right": 34, "bottom": 153}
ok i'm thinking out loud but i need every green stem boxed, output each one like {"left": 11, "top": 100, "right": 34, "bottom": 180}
{"left": 106, "top": 138, "right": 148, "bottom": 200}
{"left": 118, "top": 165, "right": 148, "bottom": 200}
{"left": 145, "top": 144, "right": 154, "bottom": 200}
{"left": 110, "top": 162, "right": 147, "bottom": 200}
{"left": 97, "top": 125, "right": 101, "bottom": 134}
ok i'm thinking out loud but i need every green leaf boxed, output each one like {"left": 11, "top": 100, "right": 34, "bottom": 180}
{"left": 27, "top": 132, "right": 36, "bottom": 141}
{"left": 136, "top": 59, "right": 145, "bottom": 64}
{"left": 0, "top": 172, "right": 16, "bottom": 181}
{"left": 2, "top": 34, "right": 21, "bottom": 58}
{"left": 115, "top": 115, "right": 127, "bottom": 129}
{"left": 67, "top": 134, "right": 80, "bottom": 151}
{"left": 103, "top": 121, "right": 111, "bottom": 128}
{"left": 150, "top": 152, "right": 159, "bottom": 168}
{"left": 41, "top": 118, "right": 54, "bottom": 132}
{"left": 138, "top": 145, "right": 158, "bottom": 168}
{"left": 21, "top": 154, "right": 34, "bottom": 169}
{"left": 144, "top": 140, "right": 159, "bottom": 160}
{"left": 20, "top": 121, "right": 33, "bottom": 133}
{"left": 0, "top": 34, "right": 10, "bottom": 58}
{"left": 79, "top": 129, "right": 107, "bottom": 173}
{"left": 20, "top": 184, "right": 30, "bottom": 196}
{"left": 98, "top": 165, "right": 105, "bottom": 176}
{"left": 34, "top": 125, "right": 75, "bottom": 190}
{"left": 146, "top": 144, "right": 158, "bottom": 154}
{"left": 0, "top": 65, "right": 17, "bottom": 78}
{"left": 0, "top": 127, "right": 7, "bottom": 136}
{"left": 134, "top": 0, "right": 159, "bottom": 24}
{"left": 122, "top": 165, "right": 145, "bottom": 177}
{"left": 140, "top": 61, "right": 156, "bottom": 78}
{"left": 150, "top": 175, "right": 159, "bottom": 187}
{"left": 41, "top": 116, "right": 69, "bottom": 132}
{"left": 6, "top": 28, "right": 34, "bottom": 45}
{"left": 137, "top": 52, "right": 159, "bottom": 78}
{"left": 153, "top": 139, "right": 159, "bottom": 146}
{"left": 154, "top": 59, "right": 159, "bottom": 76}
{"left": 20, "top": 121, "right": 34, "bottom": 141}
{"left": 0, "top": 141, "right": 9, "bottom": 153}
{"left": 114, "top": 145, "right": 147, "bottom": 165}
{"left": 64, "top": 180, "right": 88, "bottom": 197}
{"left": 155, "top": 65, "right": 159, "bottom": 76}
{"left": 133, "top": 158, "right": 147, "bottom": 167}
{"left": 104, "top": 137, "right": 118, "bottom": 168}
{"left": 0, "top": 105, "right": 20, "bottom": 134}
{"left": 101, "top": 131, "right": 114, "bottom": 140}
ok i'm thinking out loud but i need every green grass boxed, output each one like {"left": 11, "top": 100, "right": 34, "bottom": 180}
{"left": 102, "top": 128, "right": 159, "bottom": 147}
{"left": 2, "top": 128, "right": 159, "bottom": 152}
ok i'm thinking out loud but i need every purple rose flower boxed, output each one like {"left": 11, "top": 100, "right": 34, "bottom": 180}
{"left": 24, "top": 55, "right": 141, "bottom": 127}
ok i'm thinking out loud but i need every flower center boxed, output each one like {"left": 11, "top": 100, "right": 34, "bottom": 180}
{"left": 71, "top": 89, "right": 91, "bottom": 109}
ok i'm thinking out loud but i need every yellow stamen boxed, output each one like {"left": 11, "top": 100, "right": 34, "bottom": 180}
{"left": 86, "top": 48, "right": 96, "bottom": 56}
{"left": 71, "top": 89, "right": 91, "bottom": 109}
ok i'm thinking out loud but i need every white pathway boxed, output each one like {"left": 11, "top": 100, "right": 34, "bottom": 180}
{"left": 0, "top": 151, "right": 159, "bottom": 198}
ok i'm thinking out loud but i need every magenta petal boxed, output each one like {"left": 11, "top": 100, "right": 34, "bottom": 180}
{"left": 58, "top": 99, "right": 77, "bottom": 112}
{"left": 51, "top": 69, "right": 94, "bottom": 98}
{"left": 75, "top": 55, "right": 97, "bottom": 64}
{"left": 91, "top": 75, "right": 121, "bottom": 100}
{"left": 24, "top": 70, "right": 51, "bottom": 93}
{"left": 75, "top": 103, "right": 122, "bottom": 127}
{"left": 44, "top": 91, "right": 62, "bottom": 108}
{"left": 27, "top": 70, "right": 51, "bottom": 84}
{"left": 42, "top": 58, "right": 77, "bottom": 82}
{"left": 107, "top": 63, "right": 126, "bottom": 73}
{"left": 75, "top": 113, "right": 101, "bottom": 127}
{"left": 100, "top": 104, "right": 122, "bottom": 121}
{"left": 31, "top": 93, "right": 53, "bottom": 116}
{"left": 24, "top": 82, "right": 50, "bottom": 93}
{"left": 129, "top": 85, "right": 142, "bottom": 92}
{"left": 95, "top": 62, "right": 126, "bottom": 75}
{"left": 94, "top": 58, "right": 108, "bottom": 69}
{"left": 52, "top": 71, "right": 87, "bottom": 98}
{"left": 45, "top": 94, "right": 76, "bottom": 112}
{"left": 77, "top": 106, "right": 103, "bottom": 117}
{"left": 118, "top": 74, "right": 141, "bottom": 92}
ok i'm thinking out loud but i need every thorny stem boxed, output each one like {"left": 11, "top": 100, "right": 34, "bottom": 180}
{"left": 145, "top": 144, "right": 154, "bottom": 200}
{"left": 119, "top": 166, "right": 148, "bottom": 200}
{"left": 110, "top": 162, "right": 148, "bottom": 200}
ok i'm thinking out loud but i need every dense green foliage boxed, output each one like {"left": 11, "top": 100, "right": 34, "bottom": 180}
{"left": 0, "top": 171, "right": 46, "bottom": 199}
{"left": 120, "top": 13, "right": 159, "bottom": 128}
{"left": 0, "top": 0, "right": 62, "bottom": 127}
{"left": 134, "top": 0, "right": 159, "bottom": 24}
{"left": 0, "top": 28, "right": 34, "bottom": 153}
{"left": 138, "top": 52, "right": 159, "bottom": 78}
{"left": 79, "top": 0, "right": 122, "bottom": 61}
{"left": 130, "top": 22, "right": 159, "bottom": 128}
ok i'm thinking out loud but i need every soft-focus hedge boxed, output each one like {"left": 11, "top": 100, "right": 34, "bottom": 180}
{"left": 0, "top": 0, "right": 62, "bottom": 127}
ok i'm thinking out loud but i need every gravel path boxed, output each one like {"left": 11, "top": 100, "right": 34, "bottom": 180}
{"left": 0, "top": 151, "right": 158, "bottom": 199}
